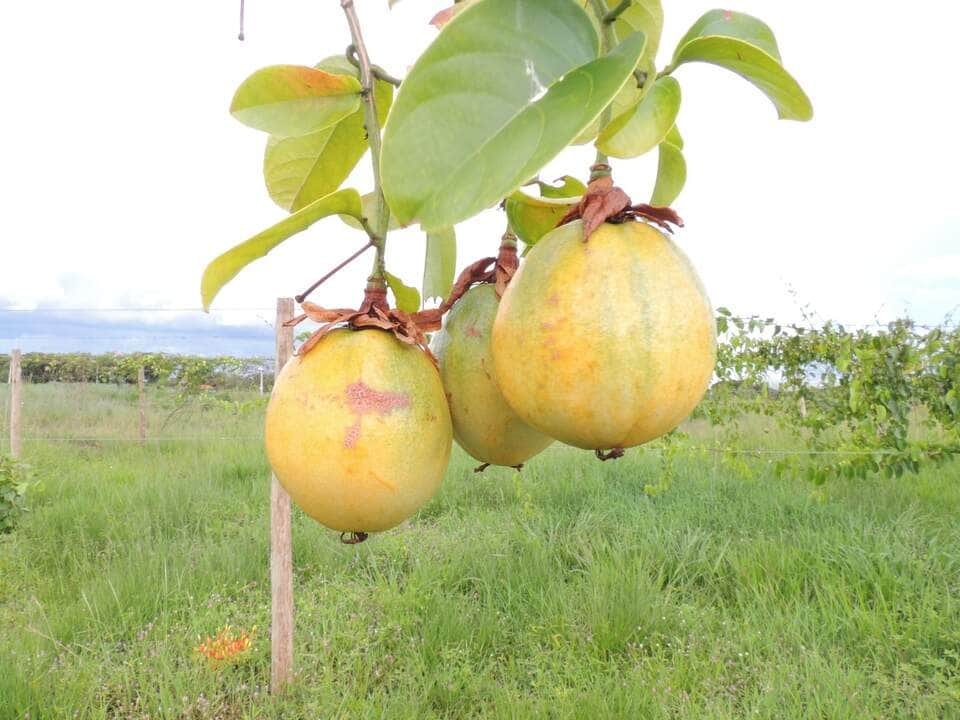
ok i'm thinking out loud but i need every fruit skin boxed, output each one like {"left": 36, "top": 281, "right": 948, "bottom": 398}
{"left": 265, "top": 329, "right": 452, "bottom": 533}
{"left": 491, "top": 220, "right": 716, "bottom": 451}
{"left": 432, "top": 284, "right": 553, "bottom": 466}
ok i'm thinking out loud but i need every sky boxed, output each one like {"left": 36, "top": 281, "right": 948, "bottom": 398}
{"left": 1, "top": 0, "right": 958, "bottom": 355}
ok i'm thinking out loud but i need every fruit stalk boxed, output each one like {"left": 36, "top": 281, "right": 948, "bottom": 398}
{"left": 340, "top": 0, "right": 390, "bottom": 287}
{"left": 588, "top": 0, "right": 618, "bottom": 180}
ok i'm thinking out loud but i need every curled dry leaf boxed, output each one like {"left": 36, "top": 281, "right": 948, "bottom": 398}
{"left": 286, "top": 239, "right": 521, "bottom": 364}
{"left": 558, "top": 174, "right": 685, "bottom": 240}
{"left": 286, "top": 286, "right": 443, "bottom": 363}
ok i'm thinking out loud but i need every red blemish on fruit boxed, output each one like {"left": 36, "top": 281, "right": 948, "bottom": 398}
{"left": 343, "top": 381, "right": 410, "bottom": 448}
{"left": 465, "top": 324, "right": 482, "bottom": 338}
{"left": 344, "top": 422, "right": 362, "bottom": 449}
{"left": 723, "top": 9, "right": 733, "bottom": 20}
{"left": 346, "top": 381, "right": 410, "bottom": 414}
{"left": 548, "top": 293, "right": 559, "bottom": 306}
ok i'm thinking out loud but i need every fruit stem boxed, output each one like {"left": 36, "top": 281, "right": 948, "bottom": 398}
{"left": 602, "top": 0, "right": 630, "bottom": 24}
{"left": 500, "top": 227, "right": 518, "bottom": 251}
{"left": 340, "top": 0, "right": 389, "bottom": 289}
{"left": 588, "top": 0, "right": 617, "bottom": 180}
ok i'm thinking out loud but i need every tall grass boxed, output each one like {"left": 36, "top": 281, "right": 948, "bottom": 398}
{"left": 0, "top": 385, "right": 958, "bottom": 718}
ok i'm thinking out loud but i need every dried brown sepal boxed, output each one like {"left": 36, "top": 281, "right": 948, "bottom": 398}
{"left": 340, "top": 531, "right": 369, "bottom": 545}
{"left": 289, "top": 240, "right": 522, "bottom": 364}
{"left": 493, "top": 242, "right": 519, "bottom": 298}
{"left": 289, "top": 285, "right": 442, "bottom": 365}
{"left": 595, "top": 448, "right": 625, "bottom": 462}
{"left": 558, "top": 176, "right": 684, "bottom": 239}
{"left": 474, "top": 463, "right": 490, "bottom": 474}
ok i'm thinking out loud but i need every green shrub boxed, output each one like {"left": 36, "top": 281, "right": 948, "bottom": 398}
{"left": 0, "top": 455, "right": 30, "bottom": 533}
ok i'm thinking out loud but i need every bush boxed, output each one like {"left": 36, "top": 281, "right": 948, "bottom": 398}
{"left": 0, "top": 455, "right": 30, "bottom": 533}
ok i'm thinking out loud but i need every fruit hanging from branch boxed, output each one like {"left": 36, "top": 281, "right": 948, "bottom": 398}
{"left": 265, "top": 324, "right": 452, "bottom": 536}
{"left": 492, "top": 216, "right": 716, "bottom": 456}
{"left": 200, "top": 0, "right": 813, "bottom": 535}
{"left": 432, "top": 240, "right": 553, "bottom": 469}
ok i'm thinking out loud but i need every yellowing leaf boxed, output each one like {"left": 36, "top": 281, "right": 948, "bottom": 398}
{"left": 385, "top": 272, "right": 421, "bottom": 312}
{"left": 230, "top": 65, "right": 361, "bottom": 137}
{"left": 201, "top": 189, "right": 362, "bottom": 310}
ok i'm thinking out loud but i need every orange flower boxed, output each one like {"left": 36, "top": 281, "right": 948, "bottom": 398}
{"left": 193, "top": 625, "right": 255, "bottom": 669}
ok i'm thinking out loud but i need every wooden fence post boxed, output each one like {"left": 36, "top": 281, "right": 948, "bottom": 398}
{"left": 259, "top": 368, "right": 265, "bottom": 396}
{"left": 138, "top": 366, "right": 147, "bottom": 444}
{"left": 271, "top": 298, "right": 295, "bottom": 693}
{"left": 9, "top": 349, "right": 21, "bottom": 459}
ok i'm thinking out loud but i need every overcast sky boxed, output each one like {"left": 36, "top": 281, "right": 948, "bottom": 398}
{"left": 2, "top": 0, "right": 958, "bottom": 354}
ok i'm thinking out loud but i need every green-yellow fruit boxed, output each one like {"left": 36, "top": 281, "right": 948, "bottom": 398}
{"left": 432, "top": 284, "right": 553, "bottom": 466}
{"left": 491, "top": 220, "right": 716, "bottom": 450}
{"left": 265, "top": 329, "right": 452, "bottom": 533}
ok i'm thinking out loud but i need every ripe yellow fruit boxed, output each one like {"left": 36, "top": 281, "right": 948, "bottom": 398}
{"left": 432, "top": 284, "right": 553, "bottom": 466}
{"left": 491, "top": 220, "right": 716, "bottom": 451}
{"left": 265, "top": 329, "right": 452, "bottom": 533}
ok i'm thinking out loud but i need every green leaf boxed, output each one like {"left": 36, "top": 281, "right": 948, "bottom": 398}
{"left": 650, "top": 138, "right": 686, "bottom": 207}
{"left": 423, "top": 227, "right": 457, "bottom": 303}
{"left": 385, "top": 272, "right": 421, "bottom": 312}
{"left": 381, "top": 0, "right": 646, "bottom": 230}
{"left": 230, "top": 65, "right": 362, "bottom": 137}
{"left": 572, "top": 57, "right": 654, "bottom": 145}
{"left": 535, "top": 175, "right": 586, "bottom": 199}
{"left": 201, "top": 189, "right": 362, "bottom": 310}
{"left": 262, "top": 58, "right": 394, "bottom": 213}
{"left": 505, "top": 191, "right": 576, "bottom": 247}
{"left": 597, "top": 75, "right": 680, "bottom": 159}
{"left": 611, "top": 0, "right": 664, "bottom": 62}
{"left": 664, "top": 123, "right": 683, "bottom": 149}
{"left": 671, "top": 10, "right": 812, "bottom": 121}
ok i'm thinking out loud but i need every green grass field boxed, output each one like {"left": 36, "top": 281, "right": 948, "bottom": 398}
{"left": 1, "top": 384, "right": 959, "bottom": 718}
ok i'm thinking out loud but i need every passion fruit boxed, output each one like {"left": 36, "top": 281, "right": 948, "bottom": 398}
{"left": 265, "top": 328, "right": 452, "bottom": 533}
{"left": 491, "top": 220, "right": 716, "bottom": 451}
{"left": 432, "top": 284, "right": 553, "bottom": 467}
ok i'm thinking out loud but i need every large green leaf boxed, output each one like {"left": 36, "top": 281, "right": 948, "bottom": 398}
{"left": 380, "top": 0, "right": 646, "bottom": 230}
{"left": 262, "top": 58, "right": 394, "bottom": 213}
{"left": 230, "top": 65, "right": 361, "bottom": 137}
{"left": 423, "top": 227, "right": 457, "bottom": 303}
{"left": 671, "top": 10, "right": 812, "bottom": 121}
{"left": 505, "top": 191, "right": 577, "bottom": 247}
{"left": 201, "top": 189, "right": 362, "bottom": 310}
{"left": 385, "top": 272, "right": 421, "bottom": 312}
{"left": 597, "top": 75, "right": 680, "bottom": 158}
{"left": 650, "top": 133, "right": 686, "bottom": 207}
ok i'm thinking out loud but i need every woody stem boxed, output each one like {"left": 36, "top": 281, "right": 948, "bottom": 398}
{"left": 340, "top": 0, "right": 389, "bottom": 288}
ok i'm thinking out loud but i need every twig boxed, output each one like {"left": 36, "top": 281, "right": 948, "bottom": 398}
{"left": 602, "top": 0, "right": 631, "bottom": 24}
{"left": 295, "top": 241, "right": 374, "bottom": 303}
{"left": 340, "top": 0, "right": 391, "bottom": 286}
{"left": 588, "top": 0, "right": 618, "bottom": 180}
{"left": 346, "top": 44, "right": 402, "bottom": 87}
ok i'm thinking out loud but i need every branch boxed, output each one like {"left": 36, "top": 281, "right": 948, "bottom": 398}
{"left": 603, "top": 0, "right": 631, "bottom": 24}
{"left": 340, "top": 0, "right": 390, "bottom": 286}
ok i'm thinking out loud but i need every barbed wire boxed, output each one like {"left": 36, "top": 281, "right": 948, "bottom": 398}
{"left": 1, "top": 306, "right": 956, "bottom": 331}
{"left": 0, "top": 435, "right": 955, "bottom": 456}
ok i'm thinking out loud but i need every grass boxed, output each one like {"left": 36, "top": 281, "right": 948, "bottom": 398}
{"left": 1, "top": 383, "right": 959, "bottom": 718}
